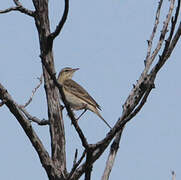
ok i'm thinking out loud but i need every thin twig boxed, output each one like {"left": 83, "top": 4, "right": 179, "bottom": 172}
{"left": 166, "top": 0, "right": 181, "bottom": 57}
{"left": 19, "top": 75, "right": 43, "bottom": 108}
{"left": 0, "top": 6, "right": 20, "bottom": 14}
{"left": 152, "top": 0, "right": 181, "bottom": 74}
{"left": 145, "top": 0, "right": 163, "bottom": 65}
{"left": 0, "top": 3, "right": 35, "bottom": 17}
{"left": 13, "top": 0, "right": 22, "bottom": 6}
{"left": 19, "top": 107, "right": 49, "bottom": 125}
{"left": 168, "top": 22, "right": 181, "bottom": 55}
{"left": 73, "top": 149, "right": 78, "bottom": 167}
{"left": 68, "top": 150, "right": 86, "bottom": 180}
{"left": 13, "top": 0, "right": 35, "bottom": 16}
{"left": 46, "top": 0, "right": 69, "bottom": 53}
{"left": 48, "top": 0, "right": 69, "bottom": 41}
{"left": 143, "top": 0, "right": 175, "bottom": 75}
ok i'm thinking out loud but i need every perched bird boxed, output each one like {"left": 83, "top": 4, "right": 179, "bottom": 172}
{"left": 57, "top": 67, "right": 111, "bottom": 129}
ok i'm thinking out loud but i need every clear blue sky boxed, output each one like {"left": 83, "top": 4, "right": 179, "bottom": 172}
{"left": 0, "top": 0, "right": 181, "bottom": 179}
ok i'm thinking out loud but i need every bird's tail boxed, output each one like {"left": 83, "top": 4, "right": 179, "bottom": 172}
{"left": 95, "top": 109, "right": 112, "bottom": 129}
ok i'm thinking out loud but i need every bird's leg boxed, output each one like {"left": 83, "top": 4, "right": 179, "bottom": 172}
{"left": 76, "top": 109, "right": 87, "bottom": 121}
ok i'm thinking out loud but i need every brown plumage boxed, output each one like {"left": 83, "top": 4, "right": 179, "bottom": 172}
{"left": 57, "top": 67, "right": 111, "bottom": 129}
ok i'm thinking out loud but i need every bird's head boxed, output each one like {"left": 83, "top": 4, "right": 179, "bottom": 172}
{"left": 57, "top": 67, "right": 79, "bottom": 83}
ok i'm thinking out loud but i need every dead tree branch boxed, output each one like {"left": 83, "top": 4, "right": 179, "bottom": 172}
{"left": 1, "top": 0, "right": 181, "bottom": 179}
{"left": 0, "top": 0, "right": 35, "bottom": 17}
{"left": 152, "top": 0, "right": 181, "bottom": 74}
{"left": 68, "top": 150, "right": 86, "bottom": 180}
{"left": 144, "top": 0, "right": 175, "bottom": 75}
{"left": 19, "top": 107, "right": 49, "bottom": 125}
{"left": 84, "top": 151, "right": 93, "bottom": 180}
{"left": 48, "top": 0, "right": 69, "bottom": 43}
{"left": 145, "top": 0, "right": 163, "bottom": 65}
{"left": 0, "top": 83, "right": 57, "bottom": 179}
{"left": 19, "top": 74, "right": 43, "bottom": 108}
{"left": 101, "top": 126, "right": 124, "bottom": 180}
{"left": 69, "top": 0, "right": 181, "bottom": 178}
{"left": 31, "top": 0, "right": 68, "bottom": 177}
{"left": 73, "top": 149, "right": 78, "bottom": 167}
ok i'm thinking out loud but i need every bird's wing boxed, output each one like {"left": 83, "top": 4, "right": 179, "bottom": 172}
{"left": 63, "top": 79, "right": 101, "bottom": 110}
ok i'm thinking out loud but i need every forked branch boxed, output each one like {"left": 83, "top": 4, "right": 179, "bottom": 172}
{"left": 68, "top": 150, "right": 86, "bottom": 180}
{"left": 145, "top": 0, "right": 163, "bottom": 65}
{"left": 144, "top": 0, "right": 175, "bottom": 75}
{"left": 47, "top": 0, "right": 69, "bottom": 50}
{"left": 0, "top": 0, "right": 35, "bottom": 17}
{"left": 0, "top": 83, "right": 54, "bottom": 177}
{"left": 69, "top": 0, "right": 181, "bottom": 178}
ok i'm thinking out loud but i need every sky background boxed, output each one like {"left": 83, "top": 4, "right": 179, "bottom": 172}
{"left": 0, "top": 0, "right": 181, "bottom": 180}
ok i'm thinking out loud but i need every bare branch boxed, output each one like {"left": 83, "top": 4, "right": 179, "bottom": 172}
{"left": 71, "top": 1, "right": 181, "bottom": 178}
{"left": 98, "top": 1, "right": 181, "bottom": 178}
{"left": 0, "top": 6, "right": 20, "bottom": 14}
{"left": 85, "top": 151, "right": 93, "bottom": 180}
{"left": 93, "top": 1, "right": 181, "bottom": 177}
{"left": 73, "top": 149, "right": 78, "bottom": 167}
{"left": 101, "top": 85, "right": 152, "bottom": 179}
{"left": 71, "top": 81, "right": 154, "bottom": 179}
{"left": 0, "top": 83, "right": 56, "bottom": 178}
{"left": 144, "top": 0, "right": 175, "bottom": 75}
{"left": 168, "top": 22, "right": 181, "bottom": 54}
{"left": 166, "top": 0, "right": 181, "bottom": 57}
{"left": 19, "top": 107, "right": 49, "bottom": 125}
{"left": 0, "top": 2, "right": 35, "bottom": 17}
{"left": 152, "top": 0, "right": 181, "bottom": 74}
{"left": 31, "top": 1, "right": 68, "bottom": 175}
{"left": 101, "top": 127, "right": 124, "bottom": 180}
{"left": 1, "top": 0, "right": 181, "bottom": 179}
{"left": 68, "top": 150, "right": 86, "bottom": 180}
{"left": 50, "top": 0, "right": 69, "bottom": 39}
{"left": 47, "top": 0, "right": 69, "bottom": 49}
{"left": 145, "top": 0, "right": 163, "bottom": 65}
{"left": 19, "top": 75, "right": 43, "bottom": 108}
{"left": 13, "top": 0, "right": 22, "bottom": 6}
{"left": 127, "top": 85, "right": 153, "bottom": 121}
{"left": 13, "top": 0, "right": 35, "bottom": 16}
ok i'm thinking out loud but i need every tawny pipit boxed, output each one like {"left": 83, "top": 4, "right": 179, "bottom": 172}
{"left": 58, "top": 67, "right": 111, "bottom": 129}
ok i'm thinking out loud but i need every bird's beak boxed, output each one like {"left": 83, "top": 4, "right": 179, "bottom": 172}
{"left": 72, "top": 68, "right": 80, "bottom": 72}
